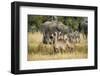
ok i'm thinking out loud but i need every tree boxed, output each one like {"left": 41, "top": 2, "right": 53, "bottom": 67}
{"left": 28, "top": 15, "right": 86, "bottom": 33}
{"left": 28, "top": 15, "right": 45, "bottom": 32}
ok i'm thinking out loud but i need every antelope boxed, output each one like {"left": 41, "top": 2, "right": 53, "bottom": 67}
{"left": 53, "top": 32, "right": 67, "bottom": 53}
{"left": 52, "top": 32, "right": 75, "bottom": 54}
{"left": 64, "top": 34, "right": 75, "bottom": 52}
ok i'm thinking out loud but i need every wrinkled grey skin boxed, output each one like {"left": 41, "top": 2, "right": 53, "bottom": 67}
{"left": 78, "top": 17, "right": 88, "bottom": 39}
{"left": 41, "top": 21, "right": 73, "bottom": 44}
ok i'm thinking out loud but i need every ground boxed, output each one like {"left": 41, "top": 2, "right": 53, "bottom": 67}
{"left": 28, "top": 32, "right": 88, "bottom": 61}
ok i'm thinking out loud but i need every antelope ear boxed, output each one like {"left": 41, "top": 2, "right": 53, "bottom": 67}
{"left": 54, "top": 32, "right": 57, "bottom": 36}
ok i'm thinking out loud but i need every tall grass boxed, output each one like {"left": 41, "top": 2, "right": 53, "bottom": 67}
{"left": 28, "top": 32, "right": 88, "bottom": 61}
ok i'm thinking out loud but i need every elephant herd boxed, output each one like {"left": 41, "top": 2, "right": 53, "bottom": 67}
{"left": 41, "top": 19, "right": 87, "bottom": 53}
{"left": 42, "top": 28, "right": 82, "bottom": 53}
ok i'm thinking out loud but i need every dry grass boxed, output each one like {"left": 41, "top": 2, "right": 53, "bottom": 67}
{"left": 28, "top": 32, "right": 88, "bottom": 61}
{"left": 28, "top": 52, "right": 87, "bottom": 61}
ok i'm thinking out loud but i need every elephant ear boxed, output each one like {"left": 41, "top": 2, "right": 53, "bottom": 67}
{"left": 40, "top": 21, "right": 51, "bottom": 32}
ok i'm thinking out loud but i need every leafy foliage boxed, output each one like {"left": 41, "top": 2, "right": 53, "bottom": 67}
{"left": 28, "top": 15, "right": 87, "bottom": 32}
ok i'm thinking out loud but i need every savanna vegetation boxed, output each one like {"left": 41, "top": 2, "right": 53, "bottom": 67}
{"left": 28, "top": 15, "right": 88, "bottom": 61}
